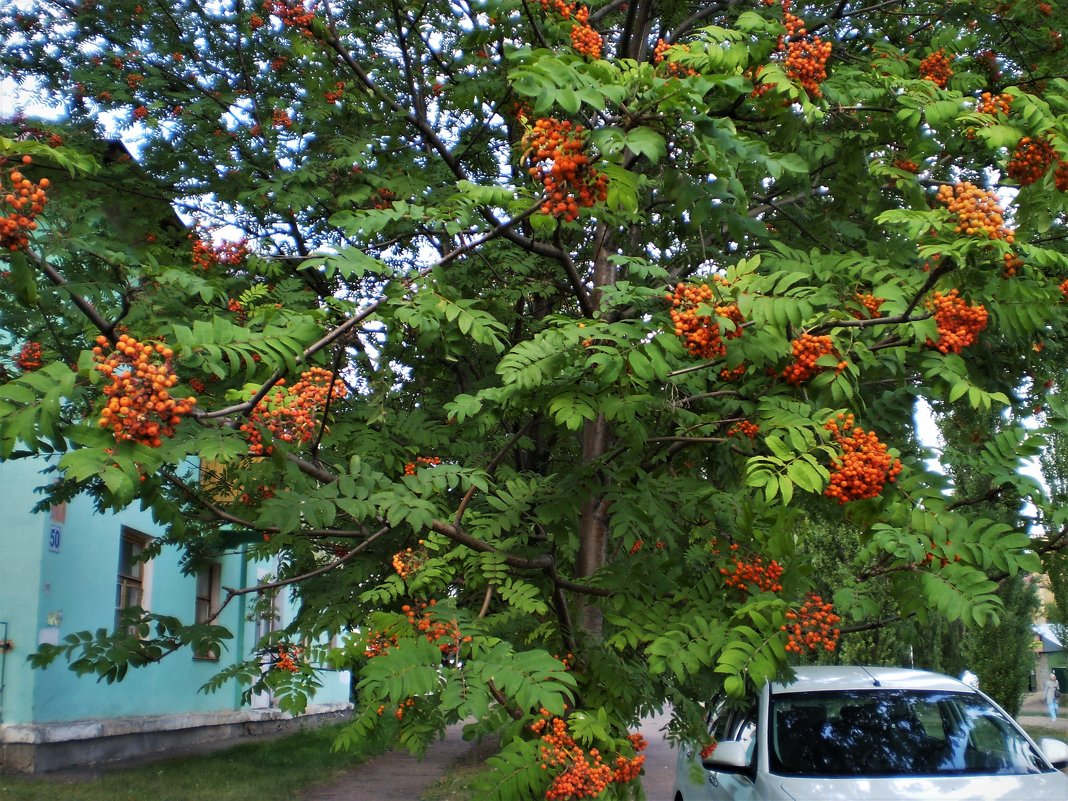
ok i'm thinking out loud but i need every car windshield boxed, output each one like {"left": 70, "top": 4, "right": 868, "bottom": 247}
{"left": 769, "top": 689, "right": 1050, "bottom": 778}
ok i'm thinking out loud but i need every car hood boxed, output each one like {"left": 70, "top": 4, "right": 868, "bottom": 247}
{"left": 777, "top": 771, "right": 1068, "bottom": 801}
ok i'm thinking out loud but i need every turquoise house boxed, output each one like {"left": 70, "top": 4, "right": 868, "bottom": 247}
{"left": 0, "top": 456, "right": 352, "bottom": 773}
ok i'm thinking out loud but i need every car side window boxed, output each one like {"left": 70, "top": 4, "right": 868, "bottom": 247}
{"left": 707, "top": 697, "right": 734, "bottom": 742}
{"left": 711, "top": 702, "right": 758, "bottom": 765}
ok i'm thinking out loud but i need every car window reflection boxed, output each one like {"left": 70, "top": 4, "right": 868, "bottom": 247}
{"left": 769, "top": 690, "right": 1049, "bottom": 777}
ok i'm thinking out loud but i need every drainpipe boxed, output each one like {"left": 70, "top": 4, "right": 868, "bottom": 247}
{"left": 233, "top": 546, "right": 248, "bottom": 710}
{"left": 0, "top": 620, "right": 8, "bottom": 724}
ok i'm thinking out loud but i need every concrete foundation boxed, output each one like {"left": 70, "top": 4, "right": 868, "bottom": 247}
{"left": 0, "top": 703, "right": 352, "bottom": 774}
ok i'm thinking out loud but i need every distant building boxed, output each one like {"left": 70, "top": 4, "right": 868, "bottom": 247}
{"left": 1034, "top": 622, "right": 1066, "bottom": 694}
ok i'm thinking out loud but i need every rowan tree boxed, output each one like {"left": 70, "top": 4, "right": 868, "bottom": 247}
{"left": 5, "top": 0, "right": 1068, "bottom": 797}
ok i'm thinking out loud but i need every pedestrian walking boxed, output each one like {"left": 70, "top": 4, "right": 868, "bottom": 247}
{"left": 1043, "top": 671, "right": 1061, "bottom": 721}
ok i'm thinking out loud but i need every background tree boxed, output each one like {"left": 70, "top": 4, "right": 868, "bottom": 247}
{"left": 5, "top": 0, "right": 1068, "bottom": 797}
{"left": 924, "top": 403, "right": 1040, "bottom": 713}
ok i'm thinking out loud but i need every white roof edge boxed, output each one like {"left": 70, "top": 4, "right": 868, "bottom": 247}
{"left": 1034, "top": 622, "right": 1064, "bottom": 648}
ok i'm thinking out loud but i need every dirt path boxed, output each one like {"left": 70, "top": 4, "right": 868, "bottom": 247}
{"left": 297, "top": 722, "right": 483, "bottom": 801}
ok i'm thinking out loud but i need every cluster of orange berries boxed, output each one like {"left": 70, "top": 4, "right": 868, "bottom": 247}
{"left": 240, "top": 366, "right": 347, "bottom": 456}
{"left": 1003, "top": 252, "right": 1024, "bottom": 277}
{"left": 227, "top": 298, "right": 248, "bottom": 322}
{"left": 781, "top": 6, "right": 806, "bottom": 39}
{"left": 919, "top": 49, "right": 953, "bottom": 87}
{"left": 853, "top": 293, "right": 885, "bottom": 318}
{"left": 522, "top": 118, "right": 607, "bottom": 221}
{"left": 263, "top": 0, "right": 315, "bottom": 34}
{"left": 782, "top": 333, "right": 837, "bottom": 385}
{"left": 250, "top": 12, "right": 265, "bottom": 28}
{"left": 531, "top": 711, "right": 646, "bottom": 800}
{"left": 784, "top": 36, "right": 833, "bottom": 98}
{"left": 271, "top": 108, "right": 292, "bottom": 129}
{"left": 93, "top": 334, "right": 197, "bottom": 447}
{"left": 653, "top": 38, "right": 697, "bottom": 77}
{"left": 782, "top": 594, "right": 840, "bottom": 653}
{"left": 926, "top": 289, "right": 988, "bottom": 354}
{"left": 324, "top": 81, "right": 345, "bottom": 103}
{"left": 569, "top": 6, "right": 602, "bottom": 59}
{"left": 372, "top": 187, "right": 396, "bottom": 210}
{"left": 274, "top": 644, "right": 303, "bottom": 672}
{"left": 14, "top": 340, "right": 43, "bottom": 371}
{"left": 727, "top": 420, "right": 760, "bottom": 439}
{"left": 935, "top": 182, "right": 1015, "bottom": 243}
{"left": 1055, "top": 159, "right": 1068, "bottom": 192}
{"left": 404, "top": 455, "right": 441, "bottom": 475}
{"left": 628, "top": 538, "right": 665, "bottom": 553}
{"left": 1, "top": 156, "right": 49, "bottom": 252}
{"left": 823, "top": 413, "right": 902, "bottom": 504}
{"left": 378, "top": 697, "right": 416, "bottom": 720}
{"left": 190, "top": 235, "right": 249, "bottom": 270}
{"left": 402, "top": 600, "right": 470, "bottom": 656}
{"left": 666, "top": 283, "right": 743, "bottom": 360}
{"left": 1007, "top": 136, "right": 1056, "bottom": 186}
{"left": 391, "top": 547, "right": 424, "bottom": 580}
{"left": 920, "top": 538, "right": 959, "bottom": 568}
{"left": 720, "top": 544, "right": 784, "bottom": 593}
{"left": 752, "top": 4, "right": 830, "bottom": 98}
{"left": 540, "top": 0, "right": 602, "bottom": 59}
{"left": 892, "top": 158, "right": 919, "bottom": 173}
{"left": 237, "top": 484, "right": 275, "bottom": 505}
{"left": 977, "top": 91, "right": 1013, "bottom": 116}
{"left": 719, "top": 363, "right": 747, "bottom": 381}
{"left": 364, "top": 630, "right": 399, "bottom": 658}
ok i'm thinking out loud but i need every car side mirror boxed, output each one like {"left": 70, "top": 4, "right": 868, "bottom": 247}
{"left": 1038, "top": 738, "right": 1068, "bottom": 769}
{"left": 702, "top": 740, "right": 751, "bottom": 771}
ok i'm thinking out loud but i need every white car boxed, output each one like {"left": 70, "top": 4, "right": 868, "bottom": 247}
{"left": 673, "top": 665, "right": 1068, "bottom": 801}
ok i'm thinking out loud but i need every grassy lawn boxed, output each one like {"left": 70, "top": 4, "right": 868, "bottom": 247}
{"left": 1022, "top": 723, "right": 1068, "bottom": 743}
{"left": 0, "top": 723, "right": 389, "bottom": 801}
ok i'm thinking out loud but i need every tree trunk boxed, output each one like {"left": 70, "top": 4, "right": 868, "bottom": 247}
{"left": 575, "top": 223, "right": 616, "bottom": 636}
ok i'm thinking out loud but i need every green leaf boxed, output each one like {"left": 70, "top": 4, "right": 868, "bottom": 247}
{"left": 624, "top": 127, "right": 667, "bottom": 165}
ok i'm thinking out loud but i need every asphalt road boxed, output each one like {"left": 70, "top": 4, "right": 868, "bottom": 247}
{"left": 638, "top": 709, "right": 678, "bottom": 801}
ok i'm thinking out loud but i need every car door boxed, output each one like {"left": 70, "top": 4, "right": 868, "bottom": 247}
{"left": 678, "top": 700, "right": 758, "bottom": 801}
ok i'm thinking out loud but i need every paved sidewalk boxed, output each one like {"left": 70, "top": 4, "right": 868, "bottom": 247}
{"left": 1016, "top": 690, "right": 1068, "bottom": 736}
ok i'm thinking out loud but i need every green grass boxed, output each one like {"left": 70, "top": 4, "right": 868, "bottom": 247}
{"left": 1022, "top": 723, "right": 1068, "bottom": 743}
{"left": 0, "top": 722, "right": 389, "bottom": 801}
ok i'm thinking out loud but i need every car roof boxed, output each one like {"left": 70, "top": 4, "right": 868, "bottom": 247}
{"left": 769, "top": 665, "right": 974, "bottom": 695}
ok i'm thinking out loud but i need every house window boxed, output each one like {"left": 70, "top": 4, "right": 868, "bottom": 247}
{"left": 194, "top": 562, "right": 222, "bottom": 660}
{"left": 116, "top": 528, "right": 150, "bottom": 631}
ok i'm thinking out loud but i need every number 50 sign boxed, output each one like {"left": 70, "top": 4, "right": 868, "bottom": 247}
{"left": 48, "top": 524, "right": 62, "bottom": 553}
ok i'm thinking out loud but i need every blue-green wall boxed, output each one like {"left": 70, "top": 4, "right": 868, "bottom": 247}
{"left": 0, "top": 458, "right": 47, "bottom": 725}
{"left": 1, "top": 457, "right": 350, "bottom": 726}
